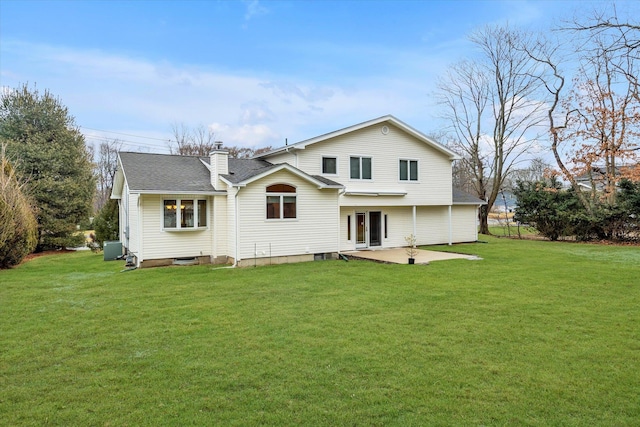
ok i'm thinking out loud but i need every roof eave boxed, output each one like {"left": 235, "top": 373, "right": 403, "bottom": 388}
{"left": 258, "top": 115, "right": 462, "bottom": 160}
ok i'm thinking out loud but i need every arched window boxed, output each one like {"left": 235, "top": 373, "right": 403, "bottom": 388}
{"left": 266, "top": 184, "right": 296, "bottom": 219}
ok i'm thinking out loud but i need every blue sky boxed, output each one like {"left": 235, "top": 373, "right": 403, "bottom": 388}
{"left": 0, "top": 0, "right": 629, "bottom": 153}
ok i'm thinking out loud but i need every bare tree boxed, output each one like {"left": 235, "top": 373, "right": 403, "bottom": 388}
{"left": 567, "top": 6, "right": 640, "bottom": 101}
{"left": 168, "top": 123, "right": 217, "bottom": 156}
{"left": 225, "top": 145, "right": 273, "bottom": 159}
{"left": 505, "top": 157, "right": 552, "bottom": 189}
{"left": 438, "top": 60, "right": 490, "bottom": 203}
{"left": 168, "top": 123, "right": 273, "bottom": 158}
{"left": 520, "top": 35, "right": 596, "bottom": 213}
{"left": 438, "top": 25, "right": 547, "bottom": 234}
{"left": 567, "top": 39, "right": 640, "bottom": 204}
{"left": 95, "top": 139, "right": 123, "bottom": 212}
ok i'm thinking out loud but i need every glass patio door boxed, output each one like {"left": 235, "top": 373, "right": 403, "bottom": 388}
{"left": 356, "top": 213, "right": 366, "bottom": 248}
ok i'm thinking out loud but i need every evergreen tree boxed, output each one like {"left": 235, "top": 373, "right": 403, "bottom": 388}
{"left": 0, "top": 85, "right": 95, "bottom": 250}
{"left": 93, "top": 198, "right": 119, "bottom": 248}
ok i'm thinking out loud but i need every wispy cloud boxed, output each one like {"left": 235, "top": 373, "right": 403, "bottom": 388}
{"left": 1, "top": 39, "right": 437, "bottom": 151}
{"left": 242, "top": 0, "right": 268, "bottom": 27}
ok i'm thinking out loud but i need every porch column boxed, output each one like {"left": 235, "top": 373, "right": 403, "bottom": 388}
{"left": 448, "top": 205, "right": 453, "bottom": 246}
{"left": 412, "top": 205, "right": 417, "bottom": 238}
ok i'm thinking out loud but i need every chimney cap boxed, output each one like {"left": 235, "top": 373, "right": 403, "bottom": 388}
{"left": 213, "top": 141, "right": 224, "bottom": 150}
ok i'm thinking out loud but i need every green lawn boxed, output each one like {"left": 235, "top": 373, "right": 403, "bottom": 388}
{"left": 1, "top": 237, "right": 639, "bottom": 426}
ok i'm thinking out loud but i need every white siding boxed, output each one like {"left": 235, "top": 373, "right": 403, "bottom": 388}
{"left": 339, "top": 205, "right": 452, "bottom": 251}
{"left": 236, "top": 169, "right": 339, "bottom": 260}
{"left": 211, "top": 195, "right": 228, "bottom": 259}
{"left": 283, "top": 123, "right": 453, "bottom": 206}
{"left": 339, "top": 207, "right": 411, "bottom": 251}
{"left": 226, "top": 187, "right": 238, "bottom": 261}
{"left": 451, "top": 205, "right": 479, "bottom": 242}
{"left": 118, "top": 184, "right": 129, "bottom": 246}
{"left": 138, "top": 194, "right": 214, "bottom": 261}
{"left": 126, "top": 191, "right": 140, "bottom": 256}
{"left": 416, "top": 206, "right": 450, "bottom": 244}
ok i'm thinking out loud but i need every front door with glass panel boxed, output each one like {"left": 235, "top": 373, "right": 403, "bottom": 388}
{"left": 356, "top": 213, "right": 367, "bottom": 248}
{"left": 355, "top": 211, "right": 382, "bottom": 248}
{"left": 369, "top": 211, "right": 381, "bottom": 247}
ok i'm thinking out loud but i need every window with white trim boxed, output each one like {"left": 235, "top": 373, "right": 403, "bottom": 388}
{"left": 164, "top": 198, "right": 208, "bottom": 229}
{"left": 399, "top": 159, "right": 418, "bottom": 181}
{"left": 322, "top": 156, "right": 337, "bottom": 175}
{"left": 350, "top": 156, "right": 372, "bottom": 180}
{"left": 266, "top": 184, "right": 297, "bottom": 219}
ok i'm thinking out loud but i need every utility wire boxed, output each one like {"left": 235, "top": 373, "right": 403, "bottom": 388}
{"left": 80, "top": 126, "right": 173, "bottom": 142}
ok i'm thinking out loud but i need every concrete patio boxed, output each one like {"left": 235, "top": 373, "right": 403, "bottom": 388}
{"left": 343, "top": 247, "right": 481, "bottom": 264}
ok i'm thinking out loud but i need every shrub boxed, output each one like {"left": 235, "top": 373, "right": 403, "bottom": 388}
{"left": 0, "top": 152, "right": 38, "bottom": 268}
{"left": 513, "top": 179, "right": 582, "bottom": 241}
{"left": 92, "top": 199, "right": 119, "bottom": 249}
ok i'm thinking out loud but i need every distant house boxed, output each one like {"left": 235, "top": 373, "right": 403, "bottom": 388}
{"left": 493, "top": 191, "right": 517, "bottom": 213}
{"left": 575, "top": 165, "right": 640, "bottom": 193}
{"left": 111, "top": 115, "right": 484, "bottom": 267}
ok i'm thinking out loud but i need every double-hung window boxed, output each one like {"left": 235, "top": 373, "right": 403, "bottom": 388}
{"left": 164, "top": 198, "right": 207, "bottom": 229}
{"left": 399, "top": 159, "right": 418, "bottom": 181}
{"left": 266, "top": 184, "right": 297, "bottom": 219}
{"left": 322, "top": 156, "right": 337, "bottom": 175}
{"left": 350, "top": 156, "right": 372, "bottom": 180}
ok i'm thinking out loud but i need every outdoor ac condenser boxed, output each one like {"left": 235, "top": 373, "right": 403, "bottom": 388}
{"left": 103, "top": 241, "right": 122, "bottom": 261}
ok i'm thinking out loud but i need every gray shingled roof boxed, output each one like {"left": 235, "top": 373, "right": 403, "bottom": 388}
{"left": 119, "top": 152, "right": 343, "bottom": 192}
{"left": 119, "top": 152, "right": 217, "bottom": 193}
{"left": 311, "top": 175, "right": 343, "bottom": 186}
{"left": 219, "top": 158, "right": 278, "bottom": 184}
{"left": 119, "top": 152, "right": 466, "bottom": 197}
{"left": 452, "top": 188, "right": 486, "bottom": 205}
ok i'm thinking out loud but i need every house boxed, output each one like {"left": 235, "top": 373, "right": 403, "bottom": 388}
{"left": 111, "top": 115, "right": 485, "bottom": 267}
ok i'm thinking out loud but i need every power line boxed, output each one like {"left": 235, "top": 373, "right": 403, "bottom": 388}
{"left": 83, "top": 134, "right": 169, "bottom": 152}
{"left": 80, "top": 126, "right": 172, "bottom": 142}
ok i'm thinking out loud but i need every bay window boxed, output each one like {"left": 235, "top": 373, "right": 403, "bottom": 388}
{"left": 163, "top": 198, "right": 208, "bottom": 229}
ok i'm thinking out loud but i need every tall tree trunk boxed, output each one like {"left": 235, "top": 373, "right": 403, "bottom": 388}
{"left": 478, "top": 205, "right": 490, "bottom": 235}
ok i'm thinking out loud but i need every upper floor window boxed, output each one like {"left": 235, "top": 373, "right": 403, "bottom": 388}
{"left": 350, "top": 156, "right": 372, "bottom": 180}
{"left": 164, "top": 198, "right": 207, "bottom": 229}
{"left": 322, "top": 156, "right": 337, "bottom": 175}
{"left": 266, "top": 184, "right": 297, "bottom": 219}
{"left": 399, "top": 159, "right": 418, "bottom": 181}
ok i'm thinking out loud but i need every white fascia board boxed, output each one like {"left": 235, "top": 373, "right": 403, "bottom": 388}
{"left": 219, "top": 175, "right": 245, "bottom": 188}
{"left": 199, "top": 158, "right": 212, "bottom": 170}
{"left": 110, "top": 155, "right": 126, "bottom": 199}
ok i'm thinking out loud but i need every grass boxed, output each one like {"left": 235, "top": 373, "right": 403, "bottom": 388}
{"left": 1, "top": 237, "right": 639, "bottom": 426}
{"left": 487, "top": 223, "right": 538, "bottom": 238}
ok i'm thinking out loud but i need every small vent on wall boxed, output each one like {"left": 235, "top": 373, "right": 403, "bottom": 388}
{"left": 381, "top": 125, "right": 389, "bottom": 135}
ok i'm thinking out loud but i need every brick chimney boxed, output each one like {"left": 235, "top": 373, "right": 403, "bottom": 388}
{"left": 209, "top": 141, "right": 228, "bottom": 188}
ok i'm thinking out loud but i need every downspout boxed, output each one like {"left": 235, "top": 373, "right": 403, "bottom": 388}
{"left": 211, "top": 196, "right": 216, "bottom": 262}
{"left": 448, "top": 205, "right": 453, "bottom": 246}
